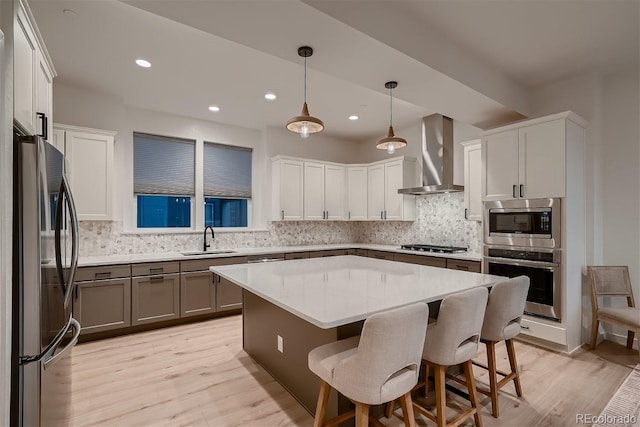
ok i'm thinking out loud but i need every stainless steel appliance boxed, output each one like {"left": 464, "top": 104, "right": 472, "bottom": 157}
{"left": 483, "top": 198, "right": 562, "bottom": 321}
{"left": 483, "top": 246, "right": 562, "bottom": 321}
{"left": 11, "top": 131, "right": 81, "bottom": 426}
{"left": 398, "top": 114, "right": 464, "bottom": 195}
{"left": 484, "top": 198, "right": 560, "bottom": 248}
{"left": 400, "top": 244, "right": 467, "bottom": 254}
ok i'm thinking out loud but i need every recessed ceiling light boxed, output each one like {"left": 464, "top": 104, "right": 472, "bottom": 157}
{"left": 135, "top": 59, "right": 151, "bottom": 68}
{"left": 208, "top": 105, "right": 220, "bottom": 112}
{"left": 349, "top": 115, "right": 359, "bottom": 121}
{"left": 265, "top": 93, "right": 277, "bottom": 101}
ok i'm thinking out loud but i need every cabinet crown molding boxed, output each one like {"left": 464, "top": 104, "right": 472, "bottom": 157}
{"left": 483, "top": 111, "right": 587, "bottom": 136}
{"left": 54, "top": 123, "right": 118, "bottom": 138}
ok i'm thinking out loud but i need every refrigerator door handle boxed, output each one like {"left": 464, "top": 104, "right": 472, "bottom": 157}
{"left": 55, "top": 174, "right": 79, "bottom": 309}
{"left": 19, "top": 317, "right": 80, "bottom": 366}
{"left": 42, "top": 318, "right": 81, "bottom": 370}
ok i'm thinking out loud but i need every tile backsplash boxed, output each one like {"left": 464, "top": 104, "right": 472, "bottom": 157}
{"left": 79, "top": 192, "right": 481, "bottom": 256}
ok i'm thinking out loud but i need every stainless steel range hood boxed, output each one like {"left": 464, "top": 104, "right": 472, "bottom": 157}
{"left": 398, "top": 113, "right": 464, "bottom": 195}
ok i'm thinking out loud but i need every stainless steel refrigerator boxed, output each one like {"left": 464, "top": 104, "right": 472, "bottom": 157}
{"left": 11, "top": 130, "right": 81, "bottom": 426}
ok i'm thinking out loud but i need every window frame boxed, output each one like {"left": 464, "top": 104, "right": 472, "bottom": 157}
{"left": 131, "top": 133, "right": 253, "bottom": 232}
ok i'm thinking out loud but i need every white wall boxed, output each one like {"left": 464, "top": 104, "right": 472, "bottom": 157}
{"left": 601, "top": 69, "right": 640, "bottom": 301}
{"left": 0, "top": 0, "right": 13, "bottom": 423}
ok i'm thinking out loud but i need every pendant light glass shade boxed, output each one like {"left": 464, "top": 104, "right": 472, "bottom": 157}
{"left": 286, "top": 46, "right": 324, "bottom": 138}
{"left": 376, "top": 81, "right": 407, "bottom": 153}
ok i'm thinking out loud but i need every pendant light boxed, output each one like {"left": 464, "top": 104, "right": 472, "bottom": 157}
{"left": 286, "top": 46, "right": 324, "bottom": 138}
{"left": 376, "top": 81, "right": 407, "bottom": 154}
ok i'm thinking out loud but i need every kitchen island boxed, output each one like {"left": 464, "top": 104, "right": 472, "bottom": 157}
{"left": 211, "top": 255, "right": 503, "bottom": 418}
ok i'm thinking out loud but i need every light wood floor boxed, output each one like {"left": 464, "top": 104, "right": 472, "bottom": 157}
{"left": 70, "top": 315, "right": 636, "bottom": 427}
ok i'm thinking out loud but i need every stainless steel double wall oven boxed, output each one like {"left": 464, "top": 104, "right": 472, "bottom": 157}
{"left": 483, "top": 198, "right": 562, "bottom": 322}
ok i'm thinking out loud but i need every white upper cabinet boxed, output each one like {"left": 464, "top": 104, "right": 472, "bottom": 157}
{"left": 14, "top": 0, "right": 55, "bottom": 138}
{"left": 55, "top": 124, "right": 116, "bottom": 221}
{"left": 462, "top": 140, "right": 482, "bottom": 221}
{"left": 292, "top": 160, "right": 347, "bottom": 220}
{"left": 303, "top": 162, "right": 325, "bottom": 220}
{"left": 518, "top": 119, "right": 566, "bottom": 199}
{"left": 368, "top": 157, "right": 417, "bottom": 221}
{"left": 323, "top": 164, "right": 346, "bottom": 220}
{"left": 367, "top": 164, "right": 385, "bottom": 220}
{"left": 272, "top": 158, "right": 304, "bottom": 220}
{"left": 482, "top": 113, "right": 581, "bottom": 201}
{"left": 273, "top": 156, "right": 416, "bottom": 221}
{"left": 347, "top": 167, "right": 367, "bottom": 220}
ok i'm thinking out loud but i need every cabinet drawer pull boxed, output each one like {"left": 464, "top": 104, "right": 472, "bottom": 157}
{"left": 520, "top": 184, "right": 524, "bottom": 198}
{"left": 149, "top": 275, "right": 165, "bottom": 281}
{"left": 149, "top": 267, "right": 163, "bottom": 275}
{"left": 281, "top": 210, "right": 284, "bottom": 220}
{"left": 512, "top": 185, "right": 517, "bottom": 198}
{"left": 381, "top": 211, "right": 384, "bottom": 219}
{"left": 455, "top": 264, "right": 469, "bottom": 271}
{"left": 521, "top": 325, "right": 530, "bottom": 331}
{"left": 464, "top": 208, "right": 468, "bottom": 220}
{"left": 95, "top": 272, "right": 111, "bottom": 280}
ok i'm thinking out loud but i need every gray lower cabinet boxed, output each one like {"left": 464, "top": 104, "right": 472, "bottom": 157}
{"left": 75, "top": 277, "right": 131, "bottom": 335}
{"left": 180, "top": 271, "right": 215, "bottom": 317}
{"left": 285, "top": 252, "right": 309, "bottom": 260}
{"left": 74, "top": 264, "right": 132, "bottom": 335}
{"left": 308, "top": 249, "right": 349, "bottom": 258}
{"left": 393, "top": 253, "right": 447, "bottom": 268}
{"left": 446, "top": 259, "right": 481, "bottom": 273}
{"left": 367, "top": 250, "right": 395, "bottom": 260}
{"left": 131, "top": 266, "right": 180, "bottom": 325}
{"left": 215, "top": 275, "right": 243, "bottom": 311}
{"left": 210, "top": 256, "right": 249, "bottom": 312}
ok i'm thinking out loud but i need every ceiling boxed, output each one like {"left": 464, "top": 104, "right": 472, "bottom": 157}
{"left": 29, "top": 0, "right": 639, "bottom": 143}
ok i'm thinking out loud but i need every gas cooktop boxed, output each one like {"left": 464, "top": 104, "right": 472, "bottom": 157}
{"left": 400, "top": 244, "right": 468, "bottom": 254}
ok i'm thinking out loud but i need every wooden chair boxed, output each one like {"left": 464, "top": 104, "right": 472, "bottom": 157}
{"left": 411, "top": 287, "right": 488, "bottom": 427}
{"left": 588, "top": 266, "right": 639, "bottom": 356}
{"left": 446, "top": 277, "right": 529, "bottom": 418}
{"left": 308, "top": 303, "right": 430, "bottom": 427}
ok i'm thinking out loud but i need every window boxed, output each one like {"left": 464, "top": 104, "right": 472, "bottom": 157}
{"left": 134, "top": 133, "right": 195, "bottom": 228}
{"left": 203, "top": 142, "right": 252, "bottom": 228}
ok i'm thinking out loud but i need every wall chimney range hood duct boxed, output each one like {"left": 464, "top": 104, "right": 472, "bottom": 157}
{"left": 398, "top": 114, "right": 464, "bottom": 195}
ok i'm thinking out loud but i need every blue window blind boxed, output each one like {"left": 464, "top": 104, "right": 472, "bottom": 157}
{"left": 203, "top": 142, "right": 252, "bottom": 198}
{"left": 134, "top": 133, "right": 195, "bottom": 195}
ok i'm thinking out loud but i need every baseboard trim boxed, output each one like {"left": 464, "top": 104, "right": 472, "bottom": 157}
{"left": 603, "top": 331, "right": 639, "bottom": 350}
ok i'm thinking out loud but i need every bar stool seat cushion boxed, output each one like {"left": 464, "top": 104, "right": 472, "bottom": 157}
{"left": 309, "top": 303, "right": 429, "bottom": 405}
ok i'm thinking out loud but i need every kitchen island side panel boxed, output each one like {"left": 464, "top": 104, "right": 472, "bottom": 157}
{"left": 243, "top": 290, "right": 361, "bottom": 418}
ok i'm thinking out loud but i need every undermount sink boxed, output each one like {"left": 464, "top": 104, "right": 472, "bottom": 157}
{"left": 181, "top": 250, "right": 237, "bottom": 256}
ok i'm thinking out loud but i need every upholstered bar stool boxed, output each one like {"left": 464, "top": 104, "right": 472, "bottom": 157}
{"left": 472, "top": 276, "right": 529, "bottom": 418}
{"left": 412, "top": 287, "right": 489, "bottom": 427}
{"left": 308, "top": 303, "right": 429, "bottom": 427}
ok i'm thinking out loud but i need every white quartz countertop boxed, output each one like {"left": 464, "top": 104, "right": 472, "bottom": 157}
{"left": 210, "top": 255, "right": 503, "bottom": 329}
{"left": 77, "top": 243, "right": 481, "bottom": 267}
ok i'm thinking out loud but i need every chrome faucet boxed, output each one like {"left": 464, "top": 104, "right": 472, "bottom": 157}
{"left": 203, "top": 226, "right": 215, "bottom": 251}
